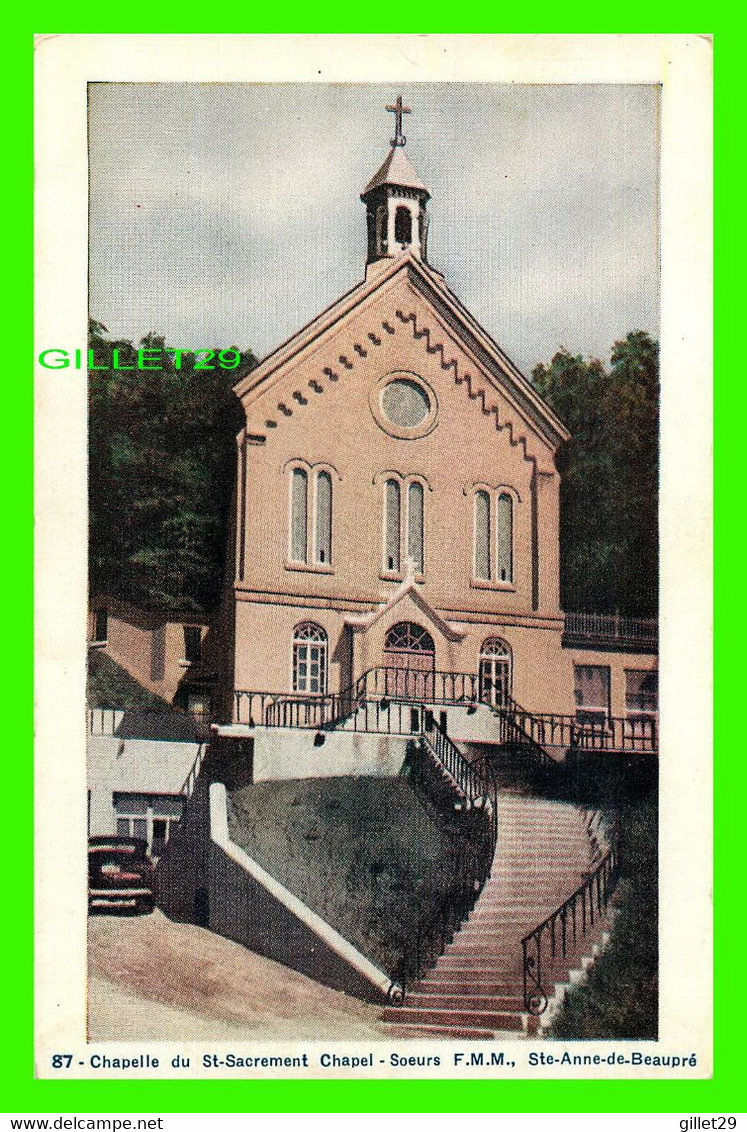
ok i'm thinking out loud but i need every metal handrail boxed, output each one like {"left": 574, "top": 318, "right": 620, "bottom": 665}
{"left": 233, "top": 669, "right": 657, "bottom": 752}
{"left": 502, "top": 694, "right": 657, "bottom": 754}
{"left": 564, "top": 611, "right": 658, "bottom": 648}
{"left": 402, "top": 717, "right": 498, "bottom": 987}
{"left": 521, "top": 840, "right": 620, "bottom": 1016}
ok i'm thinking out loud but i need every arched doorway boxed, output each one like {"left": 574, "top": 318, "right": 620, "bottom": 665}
{"left": 478, "top": 637, "right": 512, "bottom": 708}
{"left": 383, "top": 621, "right": 435, "bottom": 700}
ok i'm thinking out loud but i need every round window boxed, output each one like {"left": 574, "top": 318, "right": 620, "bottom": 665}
{"left": 369, "top": 372, "right": 438, "bottom": 439}
{"left": 381, "top": 379, "right": 431, "bottom": 428}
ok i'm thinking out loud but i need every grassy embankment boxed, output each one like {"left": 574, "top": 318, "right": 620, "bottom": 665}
{"left": 227, "top": 774, "right": 476, "bottom": 983}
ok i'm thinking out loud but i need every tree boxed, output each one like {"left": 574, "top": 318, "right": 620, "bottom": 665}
{"left": 88, "top": 320, "right": 255, "bottom": 613}
{"left": 532, "top": 332, "right": 659, "bottom": 617}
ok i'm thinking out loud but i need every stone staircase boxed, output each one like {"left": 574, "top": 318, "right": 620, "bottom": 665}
{"left": 383, "top": 790, "right": 609, "bottom": 1038}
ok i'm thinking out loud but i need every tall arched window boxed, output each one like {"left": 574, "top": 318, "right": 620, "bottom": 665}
{"left": 394, "top": 205, "right": 412, "bottom": 246}
{"left": 407, "top": 481, "right": 424, "bottom": 574}
{"left": 472, "top": 487, "right": 515, "bottom": 585}
{"left": 474, "top": 490, "right": 491, "bottom": 580}
{"left": 382, "top": 474, "right": 427, "bottom": 577}
{"left": 496, "top": 493, "right": 513, "bottom": 583}
{"left": 290, "top": 468, "right": 308, "bottom": 563}
{"left": 479, "top": 637, "right": 512, "bottom": 708}
{"left": 385, "top": 479, "right": 401, "bottom": 573}
{"left": 315, "top": 471, "right": 332, "bottom": 566}
{"left": 288, "top": 465, "right": 334, "bottom": 567}
{"left": 376, "top": 205, "right": 388, "bottom": 256}
{"left": 292, "top": 622, "right": 327, "bottom": 695}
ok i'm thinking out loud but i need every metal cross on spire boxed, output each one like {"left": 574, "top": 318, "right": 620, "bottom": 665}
{"left": 386, "top": 95, "right": 411, "bottom": 148}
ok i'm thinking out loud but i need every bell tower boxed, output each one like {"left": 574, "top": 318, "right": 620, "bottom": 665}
{"left": 361, "top": 96, "right": 430, "bottom": 266}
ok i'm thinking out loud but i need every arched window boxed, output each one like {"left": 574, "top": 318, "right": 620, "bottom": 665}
{"left": 382, "top": 474, "right": 427, "bottom": 577}
{"left": 474, "top": 490, "right": 491, "bottom": 580}
{"left": 385, "top": 479, "right": 401, "bottom": 573}
{"left": 314, "top": 471, "right": 332, "bottom": 566}
{"left": 290, "top": 467, "right": 308, "bottom": 563}
{"left": 376, "top": 205, "right": 388, "bottom": 256}
{"left": 394, "top": 205, "right": 412, "bottom": 246}
{"left": 472, "top": 488, "right": 515, "bottom": 585}
{"left": 496, "top": 493, "right": 513, "bottom": 583}
{"left": 385, "top": 622, "right": 435, "bottom": 654}
{"left": 292, "top": 622, "right": 327, "bottom": 695}
{"left": 407, "top": 481, "right": 424, "bottom": 573}
{"left": 479, "top": 637, "right": 512, "bottom": 708}
{"left": 288, "top": 466, "right": 334, "bottom": 567}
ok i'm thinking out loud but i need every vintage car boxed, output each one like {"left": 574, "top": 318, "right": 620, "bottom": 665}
{"left": 88, "top": 835, "right": 156, "bottom": 914}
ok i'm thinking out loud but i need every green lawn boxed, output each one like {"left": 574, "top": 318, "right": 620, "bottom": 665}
{"left": 227, "top": 774, "right": 480, "bottom": 983}
{"left": 547, "top": 791, "right": 658, "bottom": 1039}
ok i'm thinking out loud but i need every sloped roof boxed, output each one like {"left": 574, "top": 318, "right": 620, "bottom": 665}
{"left": 233, "top": 252, "right": 570, "bottom": 452}
{"left": 344, "top": 570, "right": 467, "bottom": 642}
{"left": 362, "top": 146, "right": 430, "bottom": 197}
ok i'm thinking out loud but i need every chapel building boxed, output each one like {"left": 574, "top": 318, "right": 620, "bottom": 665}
{"left": 223, "top": 105, "right": 583, "bottom": 725}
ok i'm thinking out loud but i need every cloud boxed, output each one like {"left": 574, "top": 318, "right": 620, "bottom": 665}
{"left": 88, "top": 82, "right": 659, "bottom": 371}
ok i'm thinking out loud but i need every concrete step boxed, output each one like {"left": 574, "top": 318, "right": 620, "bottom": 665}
{"left": 413, "top": 977, "right": 518, "bottom": 996}
{"left": 382, "top": 1006, "right": 524, "bottom": 1031}
{"left": 404, "top": 992, "right": 522, "bottom": 1012}
{"left": 380, "top": 1022, "right": 507, "bottom": 1040}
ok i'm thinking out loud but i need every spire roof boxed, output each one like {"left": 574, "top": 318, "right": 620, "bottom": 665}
{"left": 361, "top": 145, "right": 430, "bottom": 198}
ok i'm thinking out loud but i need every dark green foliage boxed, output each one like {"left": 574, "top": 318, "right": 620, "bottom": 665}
{"left": 87, "top": 650, "right": 174, "bottom": 711}
{"left": 547, "top": 792, "right": 658, "bottom": 1039}
{"left": 88, "top": 320, "right": 255, "bottom": 614}
{"left": 227, "top": 776, "right": 468, "bottom": 981}
{"left": 533, "top": 331, "right": 659, "bottom": 616}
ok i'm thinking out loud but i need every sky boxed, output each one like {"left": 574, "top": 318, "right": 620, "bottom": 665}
{"left": 88, "top": 82, "right": 659, "bottom": 376}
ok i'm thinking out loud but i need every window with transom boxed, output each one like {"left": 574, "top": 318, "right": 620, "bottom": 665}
{"left": 479, "top": 637, "right": 512, "bottom": 707}
{"left": 292, "top": 622, "right": 328, "bottom": 695}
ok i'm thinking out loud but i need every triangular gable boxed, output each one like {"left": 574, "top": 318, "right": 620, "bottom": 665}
{"left": 344, "top": 570, "right": 466, "bottom": 643}
{"left": 234, "top": 252, "right": 569, "bottom": 451}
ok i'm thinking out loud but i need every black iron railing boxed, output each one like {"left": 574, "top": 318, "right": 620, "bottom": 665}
{"left": 365, "top": 667, "right": 480, "bottom": 706}
{"left": 421, "top": 714, "right": 496, "bottom": 838}
{"left": 496, "top": 697, "right": 560, "bottom": 770}
{"left": 563, "top": 611, "right": 658, "bottom": 651}
{"left": 233, "top": 667, "right": 657, "bottom": 753}
{"left": 265, "top": 695, "right": 423, "bottom": 736}
{"left": 521, "top": 840, "right": 620, "bottom": 1016}
{"left": 401, "top": 718, "right": 498, "bottom": 986}
{"left": 87, "top": 706, "right": 211, "bottom": 741}
{"left": 502, "top": 696, "right": 657, "bottom": 754}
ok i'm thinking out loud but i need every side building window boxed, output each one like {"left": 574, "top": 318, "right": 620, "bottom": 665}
{"left": 289, "top": 466, "right": 334, "bottom": 567}
{"left": 114, "top": 793, "right": 184, "bottom": 858}
{"left": 574, "top": 664, "right": 611, "bottom": 725}
{"left": 292, "top": 622, "right": 328, "bottom": 695}
{"left": 183, "top": 625, "right": 202, "bottom": 665}
{"left": 383, "top": 475, "right": 425, "bottom": 576}
{"left": 92, "top": 608, "right": 108, "bottom": 644}
{"left": 473, "top": 489, "right": 514, "bottom": 584}
{"left": 625, "top": 669, "right": 658, "bottom": 719}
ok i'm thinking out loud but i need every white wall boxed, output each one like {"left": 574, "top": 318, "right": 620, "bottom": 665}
{"left": 249, "top": 726, "right": 409, "bottom": 781}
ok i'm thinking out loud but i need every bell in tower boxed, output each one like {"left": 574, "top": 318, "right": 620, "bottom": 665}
{"left": 361, "top": 96, "right": 431, "bottom": 266}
